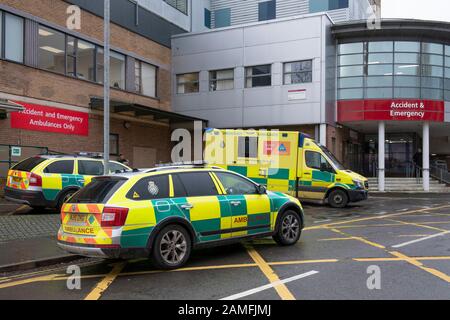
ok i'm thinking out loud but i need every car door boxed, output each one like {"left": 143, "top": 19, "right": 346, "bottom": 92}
{"left": 302, "top": 150, "right": 336, "bottom": 200}
{"left": 213, "top": 171, "right": 271, "bottom": 237}
{"left": 42, "top": 160, "right": 75, "bottom": 201}
{"left": 175, "top": 171, "right": 231, "bottom": 242}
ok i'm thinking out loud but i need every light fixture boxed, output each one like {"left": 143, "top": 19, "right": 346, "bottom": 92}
{"left": 38, "top": 29, "right": 53, "bottom": 37}
{"left": 40, "top": 46, "right": 64, "bottom": 54}
{"left": 123, "top": 121, "right": 131, "bottom": 129}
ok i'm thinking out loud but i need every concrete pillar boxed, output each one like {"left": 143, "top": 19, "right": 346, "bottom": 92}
{"left": 378, "top": 121, "right": 385, "bottom": 192}
{"left": 319, "top": 123, "right": 327, "bottom": 146}
{"left": 423, "top": 122, "right": 430, "bottom": 192}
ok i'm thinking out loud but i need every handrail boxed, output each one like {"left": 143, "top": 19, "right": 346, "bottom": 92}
{"left": 430, "top": 164, "right": 450, "bottom": 185}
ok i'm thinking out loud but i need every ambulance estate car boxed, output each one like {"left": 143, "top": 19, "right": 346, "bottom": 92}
{"left": 57, "top": 165, "right": 304, "bottom": 269}
{"left": 5, "top": 155, "right": 131, "bottom": 210}
{"left": 205, "top": 129, "right": 369, "bottom": 208}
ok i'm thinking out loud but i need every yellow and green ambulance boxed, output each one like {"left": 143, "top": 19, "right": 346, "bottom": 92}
{"left": 5, "top": 155, "right": 130, "bottom": 209}
{"left": 205, "top": 129, "right": 369, "bottom": 208}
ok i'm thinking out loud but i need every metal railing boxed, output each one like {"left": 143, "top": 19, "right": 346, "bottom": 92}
{"left": 430, "top": 164, "right": 450, "bottom": 185}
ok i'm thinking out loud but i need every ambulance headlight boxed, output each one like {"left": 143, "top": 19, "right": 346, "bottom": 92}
{"left": 353, "top": 180, "right": 364, "bottom": 189}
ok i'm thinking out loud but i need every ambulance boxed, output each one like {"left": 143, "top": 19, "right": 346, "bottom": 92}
{"left": 204, "top": 129, "right": 369, "bottom": 208}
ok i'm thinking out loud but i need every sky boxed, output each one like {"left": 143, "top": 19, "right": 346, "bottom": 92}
{"left": 382, "top": 0, "right": 450, "bottom": 22}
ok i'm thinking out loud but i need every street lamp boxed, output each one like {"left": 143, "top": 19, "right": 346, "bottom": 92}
{"left": 103, "top": 0, "right": 110, "bottom": 175}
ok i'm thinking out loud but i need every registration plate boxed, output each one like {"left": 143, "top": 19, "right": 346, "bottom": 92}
{"left": 69, "top": 214, "right": 88, "bottom": 224}
{"left": 12, "top": 177, "right": 22, "bottom": 182}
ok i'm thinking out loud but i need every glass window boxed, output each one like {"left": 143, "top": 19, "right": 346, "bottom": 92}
{"left": 109, "top": 162, "right": 128, "bottom": 174}
{"left": 366, "top": 88, "right": 393, "bottom": 99}
{"left": 339, "top": 43, "right": 363, "bottom": 55}
{"left": 110, "top": 134, "right": 119, "bottom": 156}
{"left": 210, "top": 69, "right": 234, "bottom": 91}
{"left": 368, "top": 64, "right": 393, "bottom": 76}
{"left": 445, "top": 57, "right": 450, "bottom": 68}
{"left": 422, "top": 65, "right": 443, "bottom": 77}
{"left": 394, "top": 87, "right": 420, "bottom": 99}
{"left": 368, "top": 53, "right": 393, "bottom": 64}
{"left": 44, "top": 160, "right": 74, "bottom": 174}
{"left": 215, "top": 8, "right": 231, "bottom": 28}
{"left": 78, "top": 160, "right": 104, "bottom": 176}
{"left": 246, "top": 65, "right": 272, "bottom": 88}
{"left": 126, "top": 175, "right": 170, "bottom": 200}
{"left": 395, "top": 42, "right": 420, "bottom": 53}
{"left": 366, "top": 76, "right": 393, "bottom": 87}
{"left": 177, "top": 73, "right": 199, "bottom": 94}
{"left": 446, "top": 68, "right": 450, "bottom": 79}
{"left": 135, "top": 60, "right": 157, "bottom": 97}
{"left": 96, "top": 48, "right": 104, "bottom": 84}
{"left": 394, "top": 76, "right": 420, "bottom": 87}
{"left": 305, "top": 151, "right": 333, "bottom": 171}
{"left": 66, "top": 37, "right": 95, "bottom": 81}
{"left": 12, "top": 157, "right": 46, "bottom": 172}
{"left": 395, "top": 53, "right": 420, "bottom": 64}
{"left": 369, "top": 41, "right": 393, "bottom": 52}
{"left": 66, "top": 36, "right": 76, "bottom": 78}
{"left": 38, "top": 26, "right": 66, "bottom": 74}
{"left": 445, "top": 79, "right": 450, "bottom": 90}
{"left": 164, "top": 0, "right": 188, "bottom": 15}
{"left": 204, "top": 9, "right": 211, "bottom": 29}
{"left": 338, "top": 88, "right": 363, "bottom": 100}
{"left": 70, "top": 179, "right": 125, "bottom": 204}
{"left": 339, "top": 65, "right": 363, "bottom": 77}
{"left": 422, "top": 54, "right": 443, "bottom": 66}
{"left": 445, "top": 90, "right": 450, "bottom": 101}
{"left": 259, "top": 0, "right": 276, "bottom": 21}
{"left": 110, "top": 51, "right": 125, "bottom": 90}
{"left": 171, "top": 174, "right": 187, "bottom": 198}
{"left": 215, "top": 172, "right": 258, "bottom": 195}
{"left": 177, "top": 172, "right": 219, "bottom": 197}
{"left": 338, "top": 77, "right": 363, "bottom": 88}
{"left": 4, "top": 13, "right": 24, "bottom": 63}
{"left": 421, "top": 77, "right": 443, "bottom": 89}
{"left": 339, "top": 54, "right": 363, "bottom": 66}
{"left": 238, "top": 136, "right": 258, "bottom": 158}
{"left": 394, "top": 64, "right": 420, "bottom": 76}
{"left": 422, "top": 88, "right": 443, "bottom": 100}
{"left": 284, "top": 60, "right": 313, "bottom": 84}
{"left": 422, "top": 42, "right": 443, "bottom": 55}
{"left": 309, "top": 0, "right": 328, "bottom": 12}
{"left": 446, "top": 45, "right": 450, "bottom": 56}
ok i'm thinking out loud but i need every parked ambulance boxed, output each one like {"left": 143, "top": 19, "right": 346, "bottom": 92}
{"left": 204, "top": 129, "right": 369, "bottom": 208}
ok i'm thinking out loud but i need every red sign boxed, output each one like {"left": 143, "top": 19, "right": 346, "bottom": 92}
{"left": 10, "top": 101, "right": 89, "bottom": 136}
{"left": 263, "top": 141, "right": 291, "bottom": 156}
{"left": 338, "top": 99, "right": 445, "bottom": 122}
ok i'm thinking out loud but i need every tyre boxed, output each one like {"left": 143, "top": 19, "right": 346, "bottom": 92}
{"left": 328, "top": 189, "right": 349, "bottom": 208}
{"left": 151, "top": 224, "right": 192, "bottom": 270}
{"left": 57, "top": 189, "right": 77, "bottom": 211}
{"left": 273, "top": 210, "right": 302, "bottom": 246}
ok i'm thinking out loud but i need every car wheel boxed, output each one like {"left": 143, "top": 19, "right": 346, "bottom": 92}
{"left": 57, "top": 190, "right": 77, "bottom": 211}
{"left": 328, "top": 189, "right": 349, "bottom": 208}
{"left": 273, "top": 210, "right": 302, "bottom": 246}
{"left": 151, "top": 225, "right": 192, "bottom": 270}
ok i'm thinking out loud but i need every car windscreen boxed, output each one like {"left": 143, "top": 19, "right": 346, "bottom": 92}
{"left": 12, "top": 157, "right": 47, "bottom": 172}
{"left": 70, "top": 178, "right": 126, "bottom": 204}
{"left": 319, "top": 146, "right": 345, "bottom": 171}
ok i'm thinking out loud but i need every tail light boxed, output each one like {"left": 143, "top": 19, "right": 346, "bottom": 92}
{"left": 29, "top": 173, "right": 42, "bottom": 187}
{"left": 101, "top": 207, "right": 129, "bottom": 227}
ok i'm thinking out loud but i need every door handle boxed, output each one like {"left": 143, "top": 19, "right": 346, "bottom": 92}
{"left": 304, "top": 172, "right": 311, "bottom": 175}
{"left": 181, "top": 204, "right": 194, "bottom": 210}
{"left": 230, "top": 201, "right": 241, "bottom": 207}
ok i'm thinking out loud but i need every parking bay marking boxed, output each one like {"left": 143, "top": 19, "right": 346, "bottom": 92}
{"left": 220, "top": 271, "right": 318, "bottom": 301}
{"left": 84, "top": 262, "right": 126, "bottom": 300}
{"left": 392, "top": 231, "right": 450, "bottom": 248}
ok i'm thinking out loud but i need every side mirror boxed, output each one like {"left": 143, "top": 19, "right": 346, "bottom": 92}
{"left": 257, "top": 185, "right": 267, "bottom": 194}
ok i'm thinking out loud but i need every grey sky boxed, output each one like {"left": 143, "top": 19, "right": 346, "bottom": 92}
{"left": 382, "top": 0, "right": 450, "bottom": 22}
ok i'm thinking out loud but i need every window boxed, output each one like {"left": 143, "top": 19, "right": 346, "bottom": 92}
{"left": 78, "top": 160, "right": 104, "bottom": 176}
{"left": 339, "top": 65, "right": 363, "bottom": 77}
{"left": 135, "top": 60, "right": 157, "bottom": 97}
{"left": 215, "top": 8, "right": 231, "bottom": 28}
{"left": 259, "top": 0, "right": 276, "bottom": 22}
{"left": 395, "top": 42, "right": 420, "bottom": 52}
{"left": 13, "top": 157, "right": 46, "bottom": 172}
{"left": 96, "top": 48, "right": 104, "bottom": 84}
{"left": 310, "top": 0, "right": 349, "bottom": 13}
{"left": 4, "top": 13, "right": 24, "bottom": 63}
{"left": 369, "top": 53, "right": 393, "bottom": 64}
{"left": 305, "top": 151, "right": 333, "bottom": 172}
{"left": 215, "top": 172, "right": 258, "bottom": 195}
{"left": 368, "top": 64, "right": 393, "bottom": 76}
{"left": 338, "top": 77, "right": 363, "bottom": 88}
{"left": 44, "top": 160, "right": 74, "bottom": 174}
{"left": 238, "top": 136, "right": 258, "bottom": 158}
{"left": 204, "top": 9, "right": 211, "bottom": 29}
{"left": 210, "top": 69, "right": 234, "bottom": 91}
{"left": 245, "top": 65, "right": 271, "bottom": 88}
{"left": 110, "top": 51, "right": 126, "bottom": 90}
{"left": 110, "top": 134, "right": 119, "bottom": 156}
{"left": 171, "top": 174, "right": 187, "bottom": 198}
{"left": 369, "top": 41, "right": 393, "bottom": 52}
{"left": 177, "top": 172, "right": 219, "bottom": 197}
{"left": 339, "top": 54, "right": 364, "bottom": 66}
{"left": 339, "top": 43, "right": 363, "bottom": 54}
{"left": 338, "top": 88, "right": 363, "bottom": 100}
{"left": 38, "top": 26, "right": 65, "bottom": 74}
{"left": 177, "top": 73, "right": 199, "bottom": 94}
{"left": 284, "top": 60, "right": 313, "bottom": 84}
{"left": 126, "top": 175, "right": 170, "bottom": 200}
{"left": 164, "top": 0, "right": 188, "bottom": 15}
{"left": 109, "top": 162, "right": 128, "bottom": 174}
{"left": 66, "top": 37, "right": 95, "bottom": 81}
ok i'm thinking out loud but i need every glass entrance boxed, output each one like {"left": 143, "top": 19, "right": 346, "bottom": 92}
{"left": 362, "top": 133, "right": 420, "bottom": 177}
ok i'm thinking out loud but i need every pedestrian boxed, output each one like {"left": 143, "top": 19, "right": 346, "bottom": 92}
{"left": 117, "top": 154, "right": 130, "bottom": 166}
{"left": 413, "top": 148, "right": 423, "bottom": 168}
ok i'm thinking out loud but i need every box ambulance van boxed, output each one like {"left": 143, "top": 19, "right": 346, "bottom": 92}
{"left": 204, "top": 129, "right": 368, "bottom": 208}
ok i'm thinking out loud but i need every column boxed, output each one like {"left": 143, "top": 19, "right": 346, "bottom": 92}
{"left": 378, "top": 121, "right": 385, "bottom": 192}
{"left": 423, "top": 122, "right": 430, "bottom": 192}
{"left": 319, "top": 123, "right": 327, "bottom": 146}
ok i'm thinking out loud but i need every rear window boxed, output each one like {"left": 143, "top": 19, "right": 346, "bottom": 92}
{"left": 12, "top": 157, "right": 46, "bottom": 172}
{"left": 70, "top": 178, "right": 126, "bottom": 204}
{"left": 44, "top": 160, "right": 74, "bottom": 174}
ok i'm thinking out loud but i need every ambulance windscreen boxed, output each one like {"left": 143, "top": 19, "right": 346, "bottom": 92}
{"left": 319, "top": 146, "right": 345, "bottom": 170}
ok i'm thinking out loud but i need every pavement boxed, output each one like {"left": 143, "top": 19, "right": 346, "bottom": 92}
{"left": 0, "top": 194, "right": 449, "bottom": 300}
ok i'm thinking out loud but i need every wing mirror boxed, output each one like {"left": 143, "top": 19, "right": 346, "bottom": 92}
{"left": 257, "top": 185, "right": 267, "bottom": 194}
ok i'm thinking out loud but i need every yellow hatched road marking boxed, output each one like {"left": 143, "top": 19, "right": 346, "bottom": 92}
{"left": 84, "top": 262, "right": 126, "bottom": 300}
{"left": 330, "top": 228, "right": 386, "bottom": 249}
{"left": 354, "top": 256, "right": 450, "bottom": 262}
{"left": 245, "top": 245, "right": 295, "bottom": 300}
{"left": 385, "top": 218, "right": 449, "bottom": 233}
{"left": 317, "top": 237, "right": 355, "bottom": 241}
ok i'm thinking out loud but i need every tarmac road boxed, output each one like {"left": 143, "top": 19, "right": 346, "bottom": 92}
{"left": 0, "top": 194, "right": 449, "bottom": 300}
